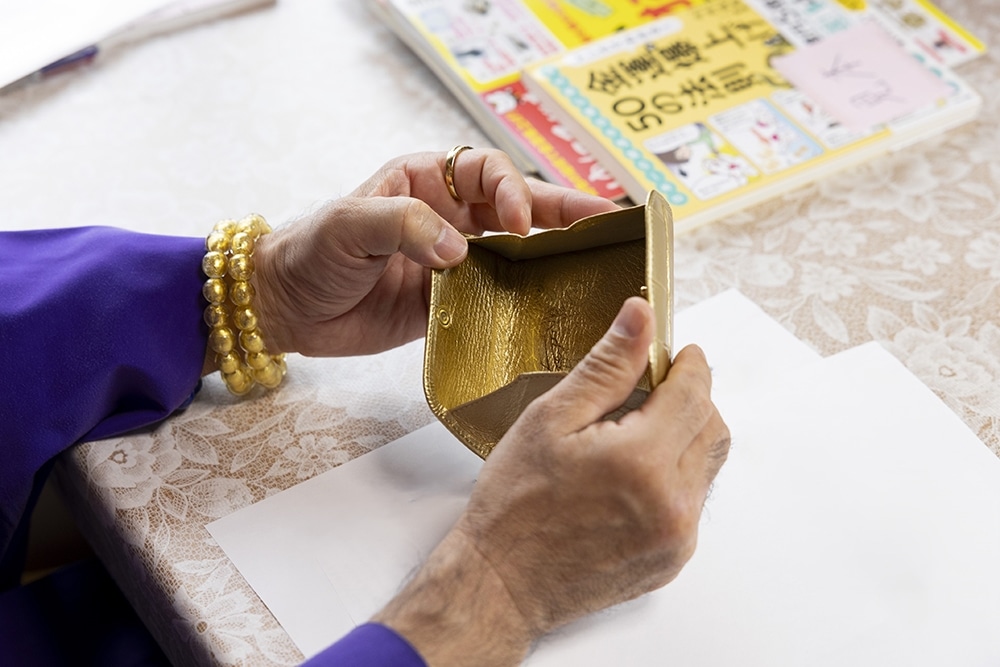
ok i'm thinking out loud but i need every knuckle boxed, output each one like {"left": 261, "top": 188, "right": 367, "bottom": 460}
{"left": 676, "top": 377, "right": 717, "bottom": 427}
{"left": 477, "top": 148, "right": 500, "bottom": 167}
{"left": 513, "top": 393, "right": 563, "bottom": 442}
{"left": 593, "top": 441, "right": 649, "bottom": 484}
{"left": 482, "top": 148, "right": 519, "bottom": 176}
{"left": 577, "top": 338, "right": 631, "bottom": 385}
{"left": 655, "top": 493, "right": 702, "bottom": 556}
{"left": 517, "top": 396, "right": 551, "bottom": 430}
{"left": 479, "top": 146, "right": 507, "bottom": 163}
{"left": 333, "top": 196, "right": 364, "bottom": 218}
{"left": 400, "top": 199, "right": 438, "bottom": 241}
{"left": 706, "top": 430, "right": 732, "bottom": 482}
{"left": 401, "top": 196, "right": 427, "bottom": 224}
{"left": 672, "top": 391, "right": 712, "bottom": 437}
{"left": 712, "top": 422, "right": 732, "bottom": 460}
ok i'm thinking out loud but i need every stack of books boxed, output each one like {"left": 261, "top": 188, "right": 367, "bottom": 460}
{"left": 374, "top": 0, "right": 984, "bottom": 233}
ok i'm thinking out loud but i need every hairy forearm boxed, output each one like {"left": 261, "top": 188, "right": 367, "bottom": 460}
{"left": 373, "top": 529, "right": 535, "bottom": 667}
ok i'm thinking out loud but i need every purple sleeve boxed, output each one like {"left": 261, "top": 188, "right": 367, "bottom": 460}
{"left": 0, "top": 228, "right": 428, "bottom": 665}
{"left": 302, "top": 623, "right": 426, "bottom": 667}
{"left": 0, "top": 227, "right": 207, "bottom": 566}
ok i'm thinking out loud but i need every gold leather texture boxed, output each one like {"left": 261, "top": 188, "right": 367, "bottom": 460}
{"left": 424, "top": 190, "right": 674, "bottom": 459}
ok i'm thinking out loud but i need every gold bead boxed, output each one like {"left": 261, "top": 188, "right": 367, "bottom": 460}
{"left": 202, "top": 251, "right": 228, "bottom": 279}
{"left": 209, "top": 326, "right": 235, "bottom": 354}
{"left": 202, "top": 278, "right": 227, "bottom": 304}
{"left": 205, "top": 214, "right": 280, "bottom": 396}
{"left": 229, "top": 253, "right": 254, "bottom": 281}
{"left": 236, "top": 215, "right": 259, "bottom": 237}
{"left": 214, "top": 219, "right": 238, "bottom": 236}
{"left": 231, "top": 231, "right": 255, "bottom": 256}
{"left": 218, "top": 350, "right": 241, "bottom": 374}
{"left": 256, "top": 214, "right": 272, "bottom": 234}
{"left": 239, "top": 328, "right": 265, "bottom": 353}
{"left": 203, "top": 304, "right": 228, "bottom": 328}
{"left": 255, "top": 361, "right": 284, "bottom": 388}
{"left": 246, "top": 351, "right": 271, "bottom": 370}
{"left": 205, "top": 231, "right": 231, "bottom": 253}
{"left": 233, "top": 307, "right": 258, "bottom": 331}
{"left": 230, "top": 280, "right": 254, "bottom": 307}
{"left": 237, "top": 213, "right": 270, "bottom": 236}
{"left": 223, "top": 368, "right": 254, "bottom": 395}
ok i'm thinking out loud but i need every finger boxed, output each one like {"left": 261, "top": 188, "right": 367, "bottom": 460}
{"left": 353, "top": 150, "right": 619, "bottom": 237}
{"left": 637, "top": 345, "right": 729, "bottom": 473}
{"left": 448, "top": 147, "right": 534, "bottom": 235}
{"left": 462, "top": 180, "right": 620, "bottom": 235}
{"left": 637, "top": 345, "right": 713, "bottom": 431}
{"left": 534, "top": 297, "right": 655, "bottom": 432}
{"left": 334, "top": 196, "right": 468, "bottom": 268}
{"left": 526, "top": 178, "right": 622, "bottom": 229}
{"left": 680, "top": 411, "right": 731, "bottom": 490}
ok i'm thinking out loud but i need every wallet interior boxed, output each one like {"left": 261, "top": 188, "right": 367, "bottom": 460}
{"left": 424, "top": 191, "right": 672, "bottom": 459}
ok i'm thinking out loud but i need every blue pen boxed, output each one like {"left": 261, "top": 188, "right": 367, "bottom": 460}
{"left": 0, "top": 45, "right": 100, "bottom": 94}
{"left": 0, "top": 0, "right": 275, "bottom": 95}
{"left": 39, "top": 45, "right": 100, "bottom": 78}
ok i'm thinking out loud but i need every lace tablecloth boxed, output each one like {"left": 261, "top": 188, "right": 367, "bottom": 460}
{"left": 1, "top": 0, "right": 997, "bottom": 664}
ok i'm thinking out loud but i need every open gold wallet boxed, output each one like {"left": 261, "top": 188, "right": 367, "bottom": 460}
{"left": 423, "top": 190, "right": 673, "bottom": 459}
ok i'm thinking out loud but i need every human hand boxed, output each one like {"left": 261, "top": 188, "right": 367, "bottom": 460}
{"left": 374, "top": 297, "right": 731, "bottom": 666}
{"left": 250, "top": 148, "right": 620, "bottom": 357}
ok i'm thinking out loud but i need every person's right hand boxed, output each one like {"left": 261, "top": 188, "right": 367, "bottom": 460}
{"left": 374, "top": 296, "right": 731, "bottom": 666}
{"left": 249, "top": 149, "right": 619, "bottom": 359}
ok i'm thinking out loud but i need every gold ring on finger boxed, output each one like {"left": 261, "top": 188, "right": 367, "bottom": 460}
{"left": 444, "top": 145, "right": 473, "bottom": 202}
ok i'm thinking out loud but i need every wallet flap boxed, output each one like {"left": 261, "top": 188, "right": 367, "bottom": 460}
{"left": 645, "top": 190, "right": 673, "bottom": 388}
{"left": 448, "top": 372, "right": 566, "bottom": 454}
{"left": 469, "top": 206, "right": 645, "bottom": 260}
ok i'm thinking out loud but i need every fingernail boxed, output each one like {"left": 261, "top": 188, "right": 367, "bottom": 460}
{"left": 434, "top": 226, "right": 467, "bottom": 263}
{"left": 611, "top": 300, "right": 644, "bottom": 339}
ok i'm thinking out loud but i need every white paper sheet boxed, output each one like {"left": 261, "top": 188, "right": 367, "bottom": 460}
{"left": 0, "top": 0, "right": 272, "bottom": 91}
{"left": 208, "top": 291, "right": 1000, "bottom": 664}
{"left": 669, "top": 288, "right": 820, "bottom": 416}
{"left": 0, "top": 1, "right": 165, "bottom": 89}
{"left": 524, "top": 343, "right": 1000, "bottom": 666}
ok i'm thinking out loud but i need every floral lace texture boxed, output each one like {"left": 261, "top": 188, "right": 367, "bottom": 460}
{"left": 4, "top": 0, "right": 995, "bottom": 664}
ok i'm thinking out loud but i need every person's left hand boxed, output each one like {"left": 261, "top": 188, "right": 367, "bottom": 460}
{"left": 251, "top": 148, "right": 620, "bottom": 357}
{"left": 371, "top": 298, "right": 731, "bottom": 666}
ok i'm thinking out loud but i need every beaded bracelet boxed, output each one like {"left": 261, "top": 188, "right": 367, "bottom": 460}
{"left": 201, "top": 214, "right": 287, "bottom": 396}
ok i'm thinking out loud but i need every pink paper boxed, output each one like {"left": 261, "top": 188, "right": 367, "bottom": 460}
{"left": 771, "top": 20, "right": 951, "bottom": 132}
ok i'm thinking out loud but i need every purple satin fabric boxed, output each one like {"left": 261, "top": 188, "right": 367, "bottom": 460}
{"left": 302, "top": 623, "right": 425, "bottom": 666}
{"left": 0, "top": 227, "right": 207, "bottom": 572}
{"left": 0, "top": 227, "right": 426, "bottom": 666}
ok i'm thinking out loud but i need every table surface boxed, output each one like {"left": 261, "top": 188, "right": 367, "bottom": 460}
{"left": 2, "top": 1, "right": 998, "bottom": 665}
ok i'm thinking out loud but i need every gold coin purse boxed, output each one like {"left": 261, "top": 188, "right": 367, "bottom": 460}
{"left": 423, "top": 190, "right": 673, "bottom": 459}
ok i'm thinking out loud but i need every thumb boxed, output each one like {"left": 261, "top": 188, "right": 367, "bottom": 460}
{"left": 332, "top": 196, "right": 469, "bottom": 268}
{"left": 541, "top": 296, "right": 655, "bottom": 431}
